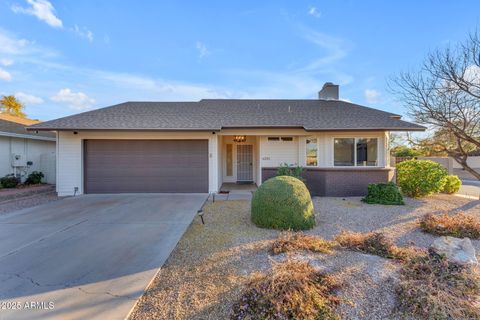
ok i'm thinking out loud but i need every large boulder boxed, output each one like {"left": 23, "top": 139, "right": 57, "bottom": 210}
{"left": 430, "top": 236, "right": 478, "bottom": 266}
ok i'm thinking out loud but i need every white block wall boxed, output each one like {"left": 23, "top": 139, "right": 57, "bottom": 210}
{"left": 0, "top": 136, "right": 56, "bottom": 183}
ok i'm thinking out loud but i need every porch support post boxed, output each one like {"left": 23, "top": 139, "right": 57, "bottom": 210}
{"left": 209, "top": 133, "right": 219, "bottom": 193}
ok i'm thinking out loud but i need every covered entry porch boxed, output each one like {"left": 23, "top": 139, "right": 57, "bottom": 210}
{"left": 218, "top": 135, "right": 260, "bottom": 186}
{"left": 216, "top": 131, "right": 303, "bottom": 190}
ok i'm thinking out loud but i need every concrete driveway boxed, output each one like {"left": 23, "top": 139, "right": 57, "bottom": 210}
{"left": 459, "top": 179, "right": 480, "bottom": 199}
{"left": 0, "top": 194, "right": 207, "bottom": 320}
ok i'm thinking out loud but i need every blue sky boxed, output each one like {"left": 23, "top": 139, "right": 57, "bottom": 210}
{"left": 0, "top": 0, "right": 479, "bottom": 121}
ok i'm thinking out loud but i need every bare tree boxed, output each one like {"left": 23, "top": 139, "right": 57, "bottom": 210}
{"left": 391, "top": 30, "right": 480, "bottom": 180}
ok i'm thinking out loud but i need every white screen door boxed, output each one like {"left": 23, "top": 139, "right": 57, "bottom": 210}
{"left": 237, "top": 145, "right": 253, "bottom": 182}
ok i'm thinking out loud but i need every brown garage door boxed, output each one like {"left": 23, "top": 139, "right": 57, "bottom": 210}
{"left": 84, "top": 140, "right": 209, "bottom": 193}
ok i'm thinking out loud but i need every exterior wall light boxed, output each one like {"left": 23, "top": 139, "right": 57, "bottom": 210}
{"left": 233, "top": 135, "right": 246, "bottom": 143}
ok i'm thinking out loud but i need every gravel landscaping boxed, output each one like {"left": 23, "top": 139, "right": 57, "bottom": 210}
{"left": 130, "top": 194, "right": 480, "bottom": 320}
{"left": 0, "top": 185, "right": 60, "bottom": 215}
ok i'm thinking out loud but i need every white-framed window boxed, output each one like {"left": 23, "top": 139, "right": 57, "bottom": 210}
{"left": 334, "top": 138, "right": 378, "bottom": 167}
{"left": 306, "top": 137, "right": 318, "bottom": 166}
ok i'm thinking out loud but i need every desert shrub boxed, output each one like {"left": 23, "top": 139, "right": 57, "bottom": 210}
{"left": 397, "top": 253, "right": 480, "bottom": 319}
{"left": 271, "top": 231, "right": 335, "bottom": 255}
{"left": 335, "top": 231, "right": 424, "bottom": 261}
{"left": 0, "top": 174, "right": 20, "bottom": 188}
{"left": 251, "top": 176, "right": 315, "bottom": 230}
{"left": 442, "top": 175, "right": 461, "bottom": 194}
{"left": 230, "top": 260, "right": 341, "bottom": 320}
{"left": 420, "top": 213, "right": 480, "bottom": 239}
{"left": 24, "top": 171, "right": 44, "bottom": 185}
{"left": 362, "top": 182, "right": 404, "bottom": 205}
{"left": 276, "top": 163, "right": 305, "bottom": 181}
{"left": 396, "top": 160, "right": 448, "bottom": 197}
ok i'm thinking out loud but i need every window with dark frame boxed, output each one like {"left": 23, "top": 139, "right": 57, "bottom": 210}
{"left": 334, "top": 138, "right": 378, "bottom": 167}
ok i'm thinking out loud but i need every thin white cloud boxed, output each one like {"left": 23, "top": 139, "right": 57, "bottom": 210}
{"left": 0, "top": 28, "right": 58, "bottom": 60}
{"left": 299, "top": 28, "right": 349, "bottom": 74}
{"left": 223, "top": 26, "right": 353, "bottom": 97}
{"left": 15, "top": 92, "right": 44, "bottom": 105}
{"left": 196, "top": 41, "right": 210, "bottom": 59}
{"left": 98, "top": 71, "right": 231, "bottom": 100}
{"left": 0, "top": 58, "right": 14, "bottom": 66}
{"left": 0, "top": 23, "right": 354, "bottom": 118}
{"left": 0, "top": 68, "right": 12, "bottom": 81}
{"left": 12, "top": 0, "right": 63, "bottom": 28}
{"left": 0, "top": 30, "right": 30, "bottom": 55}
{"left": 72, "top": 25, "right": 94, "bottom": 42}
{"left": 51, "top": 88, "right": 95, "bottom": 110}
{"left": 308, "top": 6, "right": 321, "bottom": 18}
{"left": 365, "top": 89, "right": 380, "bottom": 103}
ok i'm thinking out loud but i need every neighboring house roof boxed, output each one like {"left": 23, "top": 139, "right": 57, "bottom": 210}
{"left": 0, "top": 113, "right": 41, "bottom": 126}
{"left": 27, "top": 99, "right": 426, "bottom": 132}
{"left": 0, "top": 118, "right": 56, "bottom": 141}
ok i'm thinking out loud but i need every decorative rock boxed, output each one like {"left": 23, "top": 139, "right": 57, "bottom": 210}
{"left": 431, "top": 236, "right": 478, "bottom": 266}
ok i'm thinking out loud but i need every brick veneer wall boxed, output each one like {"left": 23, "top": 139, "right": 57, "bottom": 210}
{"left": 262, "top": 167, "right": 395, "bottom": 196}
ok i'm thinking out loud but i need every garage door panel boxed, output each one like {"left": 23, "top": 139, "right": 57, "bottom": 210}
{"left": 84, "top": 140, "right": 208, "bottom": 193}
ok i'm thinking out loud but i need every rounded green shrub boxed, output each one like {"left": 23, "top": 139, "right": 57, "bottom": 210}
{"left": 25, "top": 171, "right": 44, "bottom": 185}
{"left": 442, "top": 175, "right": 461, "bottom": 194}
{"left": 251, "top": 176, "right": 315, "bottom": 230}
{"left": 362, "top": 182, "right": 404, "bottom": 205}
{"left": 396, "top": 160, "right": 448, "bottom": 197}
{"left": 0, "top": 174, "right": 20, "bottom": 188}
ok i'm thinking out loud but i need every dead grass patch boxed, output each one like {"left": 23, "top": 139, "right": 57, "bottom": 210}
{"left": 230, "top": 259, "right": 341, "bottom": 320}
{"left": 420, "top": 212, "right": 480, "bottom": 239}
{"left": 334, "top": 231, "right": 425, "bottom": 261}
{"left": 271, "top": 231, "right": 336, "bottom": 255}
{"left": 397, "top": 253, "right": 480, "bottom": 319}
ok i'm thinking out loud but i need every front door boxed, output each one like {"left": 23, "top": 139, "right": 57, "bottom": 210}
{"left": 236, "top": 144, "right": 253, "bottom": 182}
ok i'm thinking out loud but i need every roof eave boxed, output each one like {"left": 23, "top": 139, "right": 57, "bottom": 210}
{"left": 304, "top": 127, "right": 426, "bottom": 132}
{"left": 27, "top": 125, "right": 427, "bottom": 132}
{"left": 0, "top": 131, "right": 56, "bottom": 141}
{"left": 26, "top": 127, "right": 222, "bottom": 132}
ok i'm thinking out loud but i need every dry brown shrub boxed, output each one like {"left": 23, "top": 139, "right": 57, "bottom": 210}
{"left": 420, "top": 212, "right": 480, "bottom": 239}
{"left": 271, "top": 231, "right": 336, "bottom": 255}
{"left": 335, "top": 231, "right": 424, "bottom": 261}
{"left": 230, "top": 259, "right": 341, "bottom": 320}
{"left": 397, "top": 253, "right": 480, "bottom": 319}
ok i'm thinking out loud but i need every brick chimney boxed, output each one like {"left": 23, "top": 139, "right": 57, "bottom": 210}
{"left": 318, "top": 82, "right": 339, "bottom": 100}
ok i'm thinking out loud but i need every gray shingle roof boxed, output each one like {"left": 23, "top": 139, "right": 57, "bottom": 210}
{"left": 0, "top": 119, "right": 55, "bottom": 139}
{"left": 28, "top": 99, "right": 425, "bottom": 131}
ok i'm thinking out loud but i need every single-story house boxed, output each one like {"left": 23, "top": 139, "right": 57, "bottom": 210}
{"left": 28, "top": 83, "right": 425, "bottom": 196}
{"left": 0, "top": 113, "right": 56, "bottom": 184}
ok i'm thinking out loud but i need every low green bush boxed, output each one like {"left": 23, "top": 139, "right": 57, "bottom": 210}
{"left": 276, "top": 163, "right": 305, "bottom": 181}
{"left": 251, "top": 176, "right": 315, "bottom": 230}
{"left": 24, "top": 171, "right": 44, "bottom": 185}
{"left": 362, "top": 182, "right": 404, "bottom": 205}
{"left": 396, "top": 160, "right": 448, "bottom": 197}
{"left": 0, "top": 174, "right": 20, "bottom": 188}
{"left": 442, "top": 175, "right": 462, "bottom": 194}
